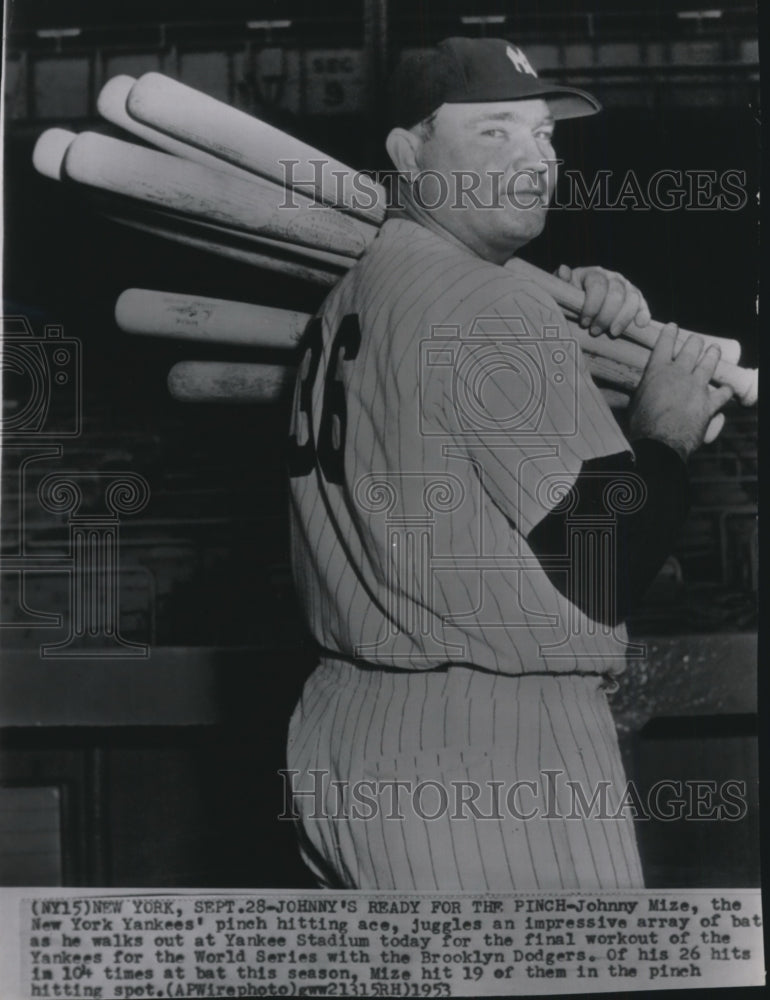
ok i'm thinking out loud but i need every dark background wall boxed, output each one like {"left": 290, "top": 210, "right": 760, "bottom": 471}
{"left": 1, "top": 0, "right": 760, "bottom": 889}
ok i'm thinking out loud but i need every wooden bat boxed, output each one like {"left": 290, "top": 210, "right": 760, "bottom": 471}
{"left": 582, "top": 353, "right": 643, "bottom": 393}
{"left": 109, "top": 202, "right": 352, "bottom": 272}
{"left": 32, "top": 126, "right": 350, "bottom": 278}
{"left": 33, "top": 106, "right": 756, "bottom": 404}
{"left": 32, "top": 128, "right": 76, "bottom": 179}
{"left": 60, "top": 131, "right": 372, "bottom": 258}
{"left": 598, "top": 387, "right": 630, "bottom": 410}
{"left": 98, "top": 76, "right": 268, "bottom": 184}
{"left": 116, "top": 289, "right": 309, "bottom": 348}
{"left": 101, "top": 84, "right": 744, "bottom": 378}
{"left": 166, "top": 356, "right": 724, "bottom": 443}
{"left": 98, "top": 76, "right": 322, "bottom": 209}
{"left": 167, "top": 358, "right": 626, "bottom": 405}
{"left": 125, "top": 72, "right": 386, "bottom": 226}
{"left": 103, "top": 73, "right": 744, "bottom": 387}
{"left": 168, "top": 361, "right": 292, "bottom": 403}
{"left": 30, "top": 131, "right": 349, "bottom": 281}
{"left": 104, "top": 210, "right": 340, "bottom": 286}
{"left": 32, "top": 119, "right": 749, "bottom": 369}
{"left": 566, "top": 319, "right": 651, "bottom": 371}
{"left": 115, "top": 286, "right": 755, "bottom": 405}
{"left": 507, "top": 257, "right": 742, "bottom": 365}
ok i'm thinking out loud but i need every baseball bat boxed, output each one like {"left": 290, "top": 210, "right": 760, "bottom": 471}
{"left": 112, "top": 202, "right": 353, "bottom": 272}
{"left": 32, "top": 126, "right": 350, "bottom": 276}
{"left": 33, "top": 114, "right": 755, "bottom": 403}
{"left": 61, "top": 131, "right": 372, "bottom": 258}
{"left": 167, "top": 357, "right": 633, "bottom": 401}
{"left": 119, "top": 293, "right": 649, "bottom": 376}
{"left": 98, "top": 75, "right": 322, "bottom": 208}
{"left": 566, "top": 319, "right": 651, "bottom": 371}
{"left": 180, "top": 220, "right": 352, "bottom": 271}
{"left": 583, "top": 353, "right": 644, "bottom": 393}
{"left": 34, "top": 143, "right": 350, "bottom": 277}
{"left": 35, "top": 151, "right": 350, "bottom": 281}
{"left": 123, "top": 83, "right": 742, "bottom": 385}
{"left": 32, "top": 128, "right": 76, "bottom": 180}
{"left": 105, "top": 211, "right": 340, "bottom": 286}
{"left": 598, "top": 387, "right": 630, "bottom": 410}
{"left": 116, "top": 289, "right": 756, "bottom": 404}
{"left": 101, "top": 184, "right": 751, "bottom": 402}
{"left": 166, "top": 356, "right": 724, "bottom": 442}
{"left": 508, "top": 256, "right": 742, "bottom": 365}
{"left": 125, "top": 72, "right": 386, "bottom": 226}
{"left": 116, "top": 289, "right": 309, "bottom": 348}
{"left": 114, "top": 85, "right": 741, "bottom": 372}
{"left": 168, "top": 361, "right": 291, "bottom": 403}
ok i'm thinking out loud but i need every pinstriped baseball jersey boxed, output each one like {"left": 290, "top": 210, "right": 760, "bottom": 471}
{"left": 288, "top": 217, "right": 634, "bottom": 676}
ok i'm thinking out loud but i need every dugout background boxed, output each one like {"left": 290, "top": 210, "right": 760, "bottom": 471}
{"left": 0, "top": 0, "right": 761, "bottom": 889}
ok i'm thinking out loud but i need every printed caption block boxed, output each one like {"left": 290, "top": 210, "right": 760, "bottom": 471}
{"left": 0, "top": 888, "right": 763, "bottom": 998}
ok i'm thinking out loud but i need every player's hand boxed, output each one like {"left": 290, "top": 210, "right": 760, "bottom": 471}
{"left": 555, "top": 264, "right": 652, "bottom": 338}
{"left": 627, "top": 323, "right": 734, "bottom": 461}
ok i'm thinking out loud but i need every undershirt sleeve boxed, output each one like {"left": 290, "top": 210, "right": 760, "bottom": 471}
{"left": 527, "top": 438, "right": 690, "bottom": 625}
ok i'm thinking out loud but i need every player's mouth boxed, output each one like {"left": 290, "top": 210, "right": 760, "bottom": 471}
{"left": 503, "top": 182, "right": 549, "bottom": 209}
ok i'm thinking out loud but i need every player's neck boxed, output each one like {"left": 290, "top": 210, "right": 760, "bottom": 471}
{"left": 391, "top": 192, "right": 521, "bottom": 266}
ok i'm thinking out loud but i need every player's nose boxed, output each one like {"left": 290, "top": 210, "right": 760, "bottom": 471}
{"left": 516, "top": 135, "right": 550, "bottom": 169}
{"left": 509, "top": 159, "right": 549, "bottom": 196}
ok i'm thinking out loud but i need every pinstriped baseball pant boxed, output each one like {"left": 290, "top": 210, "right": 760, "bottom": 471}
{"left": 286, "top": 659, "right": 644, "bottom": 891}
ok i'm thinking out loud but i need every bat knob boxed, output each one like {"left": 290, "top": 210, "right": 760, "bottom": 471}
{"left": 32, "top": 128, "right": 76, "bottom": 180}
{"left": 704, "top": 413, "right": 725, "bottom": 445}
{"left": 737, "top": 369, "right": 758, "bottom": 407}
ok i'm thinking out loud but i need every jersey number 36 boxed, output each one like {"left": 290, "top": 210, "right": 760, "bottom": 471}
{"left": 288, "top": 314, "right": 361, "bottom": 484}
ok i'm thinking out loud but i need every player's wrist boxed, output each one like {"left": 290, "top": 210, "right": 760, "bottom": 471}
{"left": 631, "top": 435, "right": 690, "bottom": 468}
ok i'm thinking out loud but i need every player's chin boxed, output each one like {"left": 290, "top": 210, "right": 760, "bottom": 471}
{"left": 500, "top": 207, "right": 547, "bottom": 243}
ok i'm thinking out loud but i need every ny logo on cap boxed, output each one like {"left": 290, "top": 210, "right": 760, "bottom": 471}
{"left": 506, "top": 45, "right": 537, "bottom": 77}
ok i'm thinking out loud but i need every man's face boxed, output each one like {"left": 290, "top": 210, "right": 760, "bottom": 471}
{"left": 412, "top": 98, "right": 557, "bottom": 261}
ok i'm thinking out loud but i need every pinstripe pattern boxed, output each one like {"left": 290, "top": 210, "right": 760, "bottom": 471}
{"left": 289, "top": 218, "right": 633, "bottom": 674}
{"left": 287, "top": 218, "right": 644, "bottom": 888}
{"left": 287, "top": 660, "right": 643, "bottom": 890}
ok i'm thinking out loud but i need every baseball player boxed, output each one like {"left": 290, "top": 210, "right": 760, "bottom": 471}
{"left": 285, "top": 37, "right": 732, "bottom": 891}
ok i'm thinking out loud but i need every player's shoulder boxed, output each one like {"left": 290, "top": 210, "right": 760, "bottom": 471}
{"left": 366, "top": 220, "right": 540, "bottom": 323}
{"left": 318, "top": 220, "right": 565, "bottom": 339}
{"left": 317, "top": 218, "right": 487, "bottom": 325}
{"left": 437, "top": 261, "right": 566, "bottom": 339}
{"left": 490, "top": 265, "right": 566, "bottom": 327}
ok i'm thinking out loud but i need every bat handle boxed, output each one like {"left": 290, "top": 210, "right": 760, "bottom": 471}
{"left": 508, "top": 257, "right": 756, "bottom": 406}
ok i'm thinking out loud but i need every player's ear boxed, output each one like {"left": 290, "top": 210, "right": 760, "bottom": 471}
{"left": 386, "top": 128, "right": 422, "bottom": 173}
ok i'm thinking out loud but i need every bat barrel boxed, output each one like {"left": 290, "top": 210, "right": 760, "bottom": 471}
{"left": 116, "top": 289, "right": 309, "bottom": 349}
{"left": 127, "top": 72, "right": 387, "bottom": 225}
{"left": 168, "top": 361, "right": 292, "bottom": 403}
{"left": 62, "top": 131, "right": 373, "bottom": 258}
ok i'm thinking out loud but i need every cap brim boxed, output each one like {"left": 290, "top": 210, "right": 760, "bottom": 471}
{"left": 538, "top": 86, "right": 602, "bottom": 120}
{"left": 446, "top": 78, "right": 601, "bottom": 120}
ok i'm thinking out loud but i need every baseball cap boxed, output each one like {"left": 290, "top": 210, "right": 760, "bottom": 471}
{"left": 388, "top": 37, "right": 601, "bottom": 129}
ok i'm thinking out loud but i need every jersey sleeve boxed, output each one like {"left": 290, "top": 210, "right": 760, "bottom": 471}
{"left": 528, "top": 439, "right": 690, "bottom": 624}
{"left": 423, "top": 280, "right": 632, "bottom": 537}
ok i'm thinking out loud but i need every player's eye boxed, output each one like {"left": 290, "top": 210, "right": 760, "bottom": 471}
{"left": 481, "top": 128, "right": 507, "bottom": 138}
{"left": 535, "top": 129, "right": 555, "bottom": 142}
